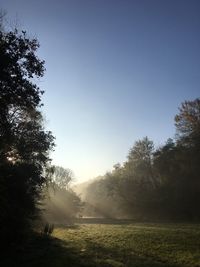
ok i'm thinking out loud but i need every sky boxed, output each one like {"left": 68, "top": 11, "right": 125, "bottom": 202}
{"left": 1, "top": 0, "right": 200, "bottom": 182}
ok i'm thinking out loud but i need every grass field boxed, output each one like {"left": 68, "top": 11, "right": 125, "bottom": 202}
{"left": 2, "top": 222, "right": 200, "bottom": 267}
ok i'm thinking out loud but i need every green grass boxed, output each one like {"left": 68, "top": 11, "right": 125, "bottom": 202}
{"left": 2, "top": 222, "right": 200, "bottom": 267}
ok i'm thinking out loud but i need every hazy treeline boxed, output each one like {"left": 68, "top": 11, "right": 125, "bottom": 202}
{"left": 81, "top": 99, "right": 200, "bottom": 221}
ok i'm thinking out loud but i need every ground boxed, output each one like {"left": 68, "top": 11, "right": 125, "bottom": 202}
{"left": 2, "top": 221, "right": 200, "bottom": 267}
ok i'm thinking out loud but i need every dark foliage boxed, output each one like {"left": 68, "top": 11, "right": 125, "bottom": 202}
{"left": 83, "top": 99, "right": 200, "bottom": 221}
{"left": 0, "top": 28, "right": 54, "bottom": 243}
{"left": 43, "top": 223, "right": 54, "bottom": 235}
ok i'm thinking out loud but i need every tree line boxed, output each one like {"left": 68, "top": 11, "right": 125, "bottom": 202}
{"left": 81, "top": 98, "right": 200, "bottom": 221}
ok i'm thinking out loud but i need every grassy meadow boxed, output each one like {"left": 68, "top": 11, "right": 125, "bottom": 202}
{"left": 2, "top": 222, "right": 200, "bottom": 267}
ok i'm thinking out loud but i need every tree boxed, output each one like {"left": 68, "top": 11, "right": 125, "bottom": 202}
{"left": 51, "top": 165, "right": 73, "bottom": 189}
{"left": 126, "top": 137, "right": 156, "bottom": 187}
{"left": 42, "top": 166, "right": 82, "bottom": 223}
{"left": 0, "top": 28, "right": 54, "bottom": 243}
{"left": 175, "top": 98, "right": 200, "bottom": 147}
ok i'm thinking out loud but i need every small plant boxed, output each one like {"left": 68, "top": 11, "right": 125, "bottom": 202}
{"left": 49, "top": 223, "right": 54, "bottom": 234}
{"left": 43, "top": 223, "right": 54, "bottom": 235}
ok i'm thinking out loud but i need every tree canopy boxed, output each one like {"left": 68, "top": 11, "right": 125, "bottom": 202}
{"left": 175, "top": 98, "right": 200, "bottom": 147}
{"left": 0, "top": 28, "right": 54, "bottom": 243}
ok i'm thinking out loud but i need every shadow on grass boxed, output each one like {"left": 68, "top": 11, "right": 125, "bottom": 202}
{"left": 1, "top": 233, "right": 180, "bottom": 267}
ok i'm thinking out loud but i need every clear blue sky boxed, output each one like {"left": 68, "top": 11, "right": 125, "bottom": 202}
{"left": 1, "top": 0, "right": 200, "bottom": 182}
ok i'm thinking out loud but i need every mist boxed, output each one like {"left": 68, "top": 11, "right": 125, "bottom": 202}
{"left": 74, "top": 101, "right": 200, "bottom": 222}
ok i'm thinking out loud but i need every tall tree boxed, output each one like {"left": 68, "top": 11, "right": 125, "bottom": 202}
{"left": 126, "top": 137, "right": 156, "bottom": 187}
{"left": 0, "top": 28, "right": 54, "bottom": 243}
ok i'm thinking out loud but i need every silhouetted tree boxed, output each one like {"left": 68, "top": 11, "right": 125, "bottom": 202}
{"left": 0, "top": 28, "right": 54, "bottom": 243}
{"left": 126, "top": 137, "right": 156, "bottom": 186}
